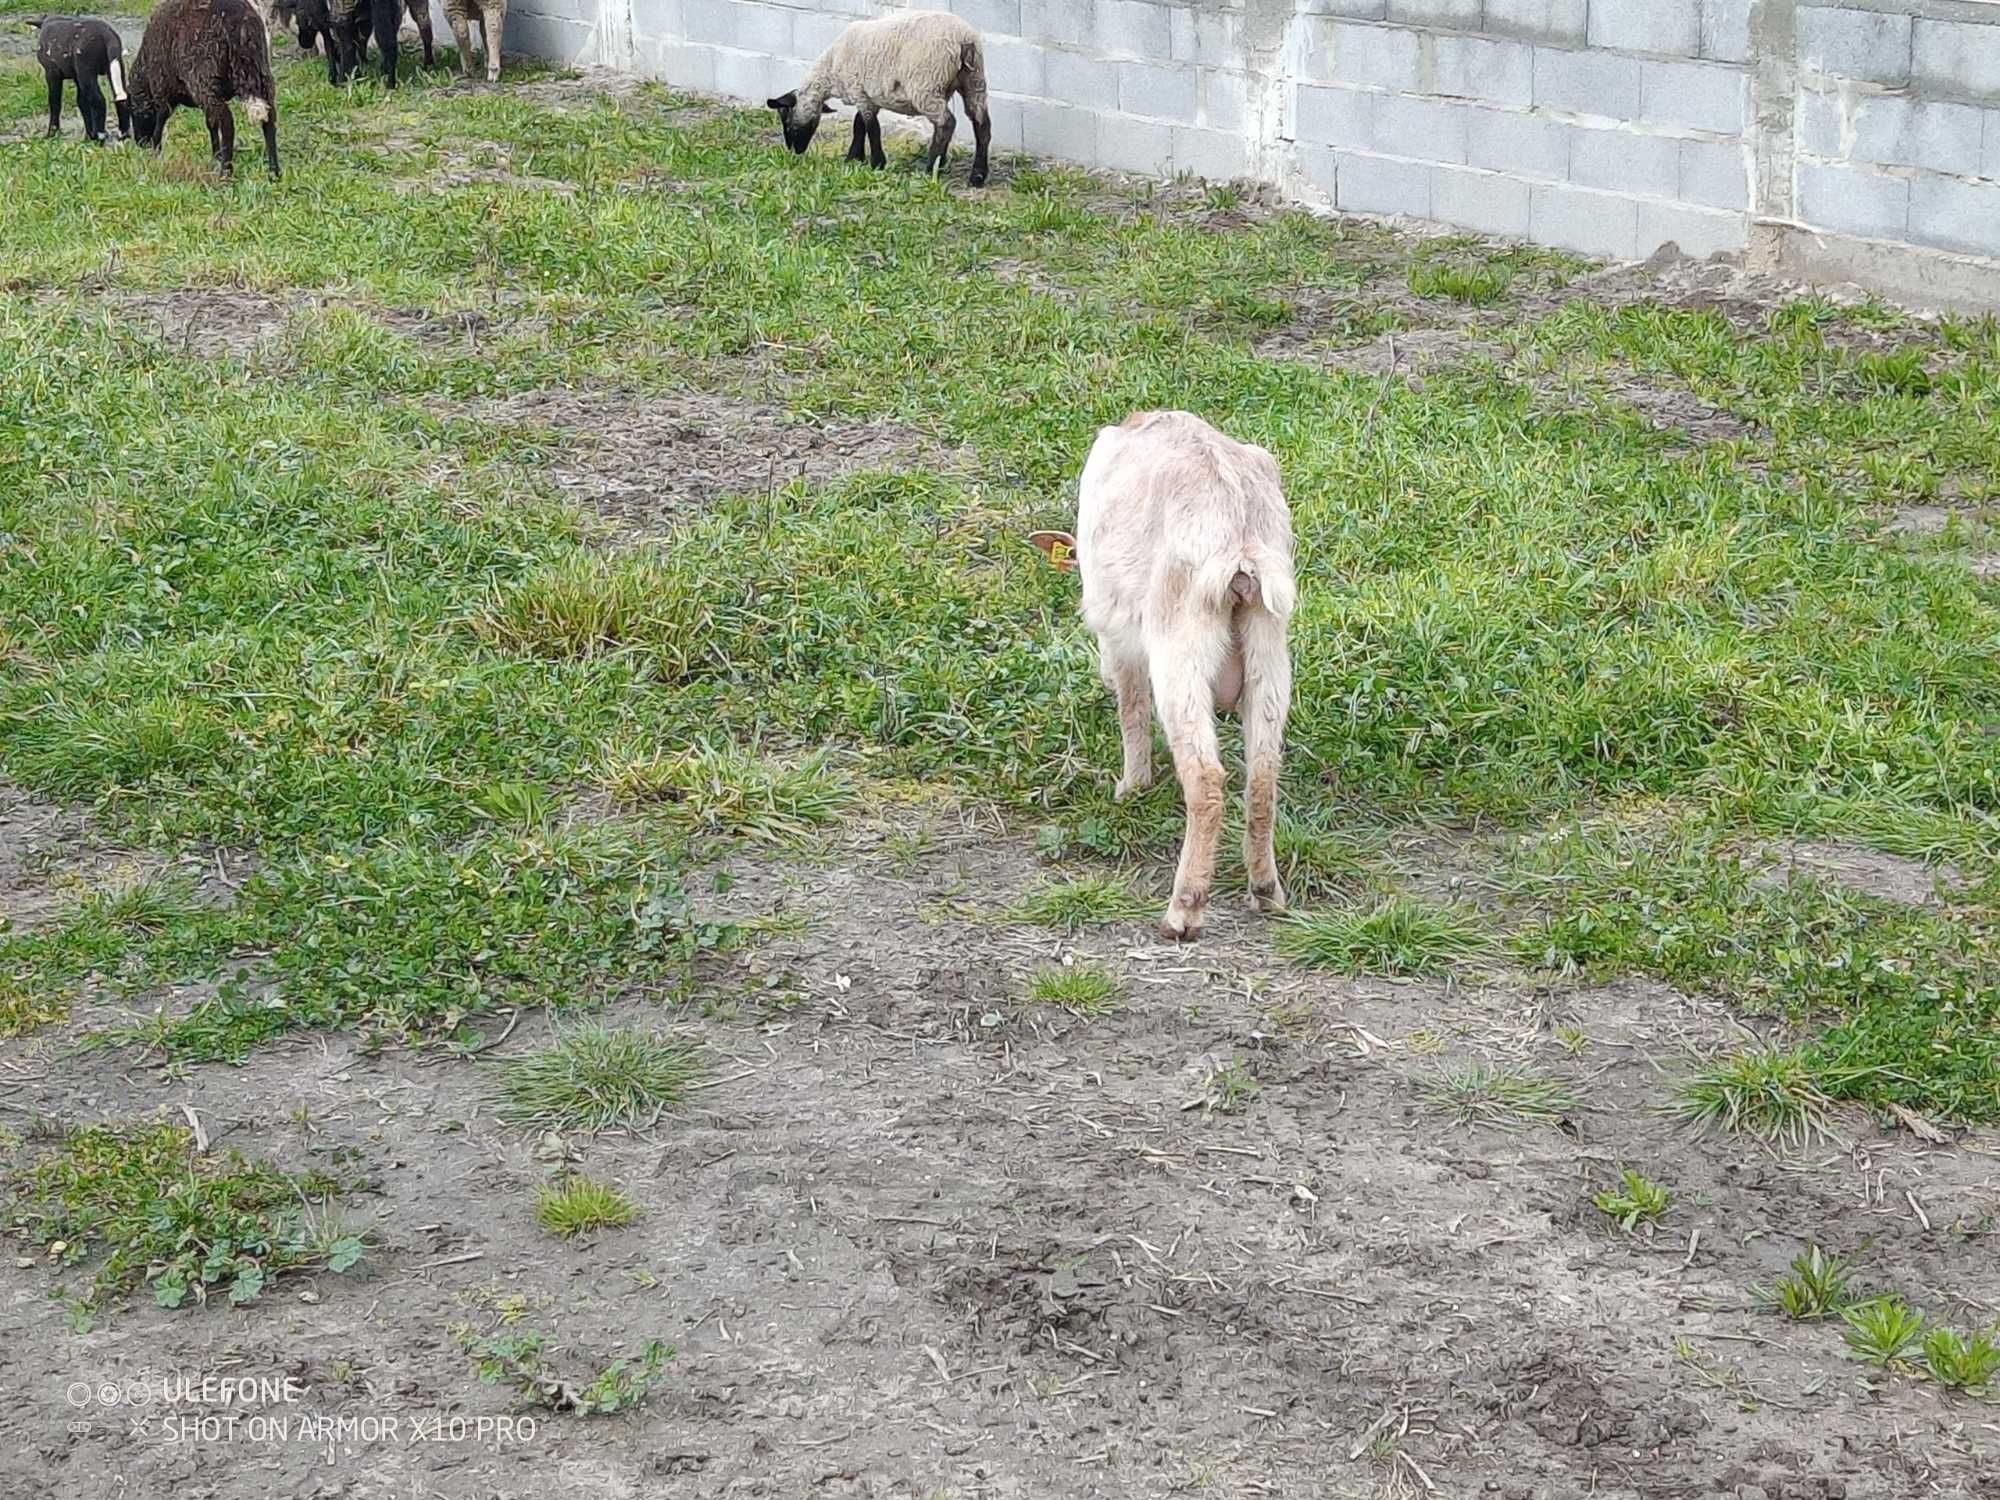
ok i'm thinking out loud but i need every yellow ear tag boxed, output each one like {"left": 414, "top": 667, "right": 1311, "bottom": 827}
{"left": 1049, "top": 539, "right": 1072, "bottom": 568}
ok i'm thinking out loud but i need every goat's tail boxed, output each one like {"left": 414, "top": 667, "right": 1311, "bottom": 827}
{"left": 108, "top": 56, "right": 127, "bottom": 102}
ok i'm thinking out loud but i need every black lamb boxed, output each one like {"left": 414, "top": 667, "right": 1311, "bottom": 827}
{"left": 32, "top": 14, "right": 132, "bottom": 143}
{"left": 127, "top": 0, "right": 279, "bottom": 179}
{"left": 325, "top": 0, "right": 401, "bottom": 87}
{"left": 283, "top": 0, "right": 429, "bottom": 76}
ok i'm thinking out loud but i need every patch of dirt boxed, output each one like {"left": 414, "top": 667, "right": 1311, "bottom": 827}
{"left": 28, "top": 286, "right": 543, "bottom": 358}
{"left": 511, "top": 67, "right": 652, "bottom": 113}
{"left": 470, "top": 387, "right": 964, "bottom": 530}
{"left": 0, "top": 781, "right": 240, "bottom": 934}
{"left": 1750, "top": 839, "right": 1961, "bottom": 906}
{"left": 1601, "top": 368, "right": 1756, "bottom": 444}
{"left": 1258, "top": 320, "right": 1507, "bottom": 381}
{"left": 4, "top": 816, "right": 1998, "bottom": 1499}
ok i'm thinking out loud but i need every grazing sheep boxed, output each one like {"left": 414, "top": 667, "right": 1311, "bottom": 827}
{"left": 128, "top": 0, "right": 279, "bottom": 179}
{"left": 32, "top": 15, "right": 131, "bottom": 143}
{"left": 440, "top": 0, "right": 502, "bottom": 85}
{"left": 1030, "top": 411, "right": 1297, "bottom": 941}
{"left": 272, "top": 0, "right": 326, "bottom": 54}
{"left": 325, "top": 0, "right": 399, "bottom": 86}
{"left": 767, "top": 9, "right": 990, "bottom": 187}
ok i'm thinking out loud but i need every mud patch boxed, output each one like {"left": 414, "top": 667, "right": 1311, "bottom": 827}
{"left": 1750, "top": 838, "right": 1959, "bottom": 906}
{"left": 1601, "top": 367, "right": 1756, "bottom": 444}
{"left": 511, "top": 67, "right": 653, "bottom": 113}
{"left": 0, "top": 781, "right": 240, "bottom": 934}
{"left": 4, "top": 822, "right": 1995, "bottom": 1498}
{"left": 471, "top": 387, "right": 962, "bottom": 529}
{"left": 1261, "top": 321, "right": 1508, "bottom": 381}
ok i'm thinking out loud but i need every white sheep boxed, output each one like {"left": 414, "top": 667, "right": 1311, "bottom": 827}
{"left": 767, "top": 9, "right": 991, "bottom": 187}
{"left": 1031, "top": 411, "right": 1297, "bottom": 941}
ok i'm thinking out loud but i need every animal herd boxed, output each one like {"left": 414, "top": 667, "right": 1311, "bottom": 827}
{"left": 21, "top": 6, "right": 1298, "bottom": 942}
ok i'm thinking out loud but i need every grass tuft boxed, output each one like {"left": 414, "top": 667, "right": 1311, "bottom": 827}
{"left": 494, "top": 1025, "right": 706, "bottom": 1132}
{"left": 1841, "top": 1295, "right": 1925, "bottom": 1366}
{"left": 1421, "top": 1063, "right": 1576, "bottom": 1130}
{"left": 1673, "top": 1047, "right": 1836, "bottom": 1151}
{"left": 1025, "top": 962, "right": 1125, "bottom": 1018}
{"left": 1408, "top": 259, "right": 1514, "bottom": 304}
{"left": 1277, "top": 896, "right": 1493, "bottom": 976}
{"left": 1593, "top": 1168, "right": 1670, "bottom": 1232}
{"left": 1756, "top": 1243, "right": 1855, "bottom": 1320}
{"left": 1921, "top": 1325, "right": 2000, "bottom": 1392}
{"left": 476, "top": 552, "right": 704, "bottom": 665}
{"left": 535, "top": 1175, "right": 640, "bottom": 1238}
{"left": 604, "top": 739, "right": 854, "bottom": 841}
{"left": 1008, "top": 874, "right": 1154, "bottom": 932}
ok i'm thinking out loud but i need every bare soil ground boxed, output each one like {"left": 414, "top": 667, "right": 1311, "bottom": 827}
{"left": 4, "top": 796, "right": 1999, "bottom": 1500}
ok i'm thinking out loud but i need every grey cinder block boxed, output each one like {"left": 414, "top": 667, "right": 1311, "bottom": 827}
{"left": 1371, "top": 93, "right": 1470, "bottom": 164}
{"left": 1021, "top": 0, "right": 1095, "bottom": 49}
{"left": 1045, "top": 49, "right": 1117, "bottom": 103}
{"left": 1330, "top": 20, "right": 1422, "bottom": 91}
{"left": 983, "top": 35, "right": 1043, "bottom": 96}
{"left": 712, "top": 47, "right": 792, "bottom": 103}
{"left": 1483, "top": 0, "right": 1586, "bottom": 47}
{"left": 1301, "top": 0, "right": 1387, "bottom": 17}
{"left": 703, "top": 0, "right": 793, "bottom": 55}
{"left": 791, "top": 12, "right": 851, "bottom": 61}
{"left": 1170, "top": 5, "right": 1240, "bottom": 66}
{"left": 1797, "top": 7, "right": 1912, "bottom": 87}
{"left": 1637, "top": 200, "right": 1747, "bottom": 257}
{"left": 1908, "top": 176, "right": 2000, "bottom": 257}
{"left": 1200, "top": 69, "right": 1250, "bottom": 135}
{"left": 1530, "top": 180, "right": 1641, "bottom": 256}
{"left": 1568, "top": 127, "right": 1678, "bottom": 197}
{"left": 1679, "top": 138, "right": 1748, "bottom": 211}
{"left": 1466, "top": 105, "right": 1571, "bottom": 180}
{"left": 1533, "top": 45, "right": 1642, "bottom": 118}
{"left": 1700, "top": 0, "right": 1751, "bottom": 63}
{"left": 1588, "top": 0, "right": 1700, "bottom": 58}
{"left": 1172, "top": 125, "right": 1250, "bottom": 181}
{"left": 1799, "top": 92, "right": 1987, "bottom": 178}
{"left": 1120, "top": 60, "right": 1199, "bottom": 123}
{"left": 1432, "top": 163, "right": 1532, "bottom": 236}
{"left": 1021, "top": 99, "right": 1102, "bottom": 160}
{"left": 1638, "top": 59, "right": 1749, "bottom": 134}
{"left": 1096, "top": 114, "right": 1174, "bottom": 174}
{"left": 1336, "top": 150, "right": 1434, "bottom": 217}
{"left": 1298, "top": 142, "right": 1341, "bottom": 199}
{"left": 1912, "top": 19, "right": 2000, "bottom": 102}
{"left": 1095, "top": 0, "right": 1172, "bottom": 59}
{"left": 947, "top": 0, "right": 1023, "bottom": 41}
{"left": 1430, "top": 35, "right": 1535, "bottom": 107}
{"left": 1387, "top": 0, "right": 1482, "bottom": 28}
{"left": 1294, "top": 82, "right": 1373, "bottom": 148}
{"left": 1797, "top": 159, "right": 1911, "bottom": 240}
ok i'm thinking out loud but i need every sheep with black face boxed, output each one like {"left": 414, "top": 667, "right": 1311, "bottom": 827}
{"left": 32, "top": 15, "right": 132, "bottom": 143}
{"left": 767, "top": 9, "right": 990, "bottom": 187}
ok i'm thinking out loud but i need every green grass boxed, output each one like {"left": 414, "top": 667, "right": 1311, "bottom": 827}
{"left": 1756, "top": 1243, "right": 1856, "bottom": 1320}
{"left": 1277, "top": 895, "right": 1493, "bottom": 976}
{"left": 1841, "top": 1295, "right": 1926, "bottom": 1366}
{"left": 1593, "top": 1168, "right": 1670, "bottom": 1232}
{"left": 1420, "top": 1063, "right": 1577, "bottom": 1130}
{"left": 4, "top": 1119, "right": 366, "bottom": 1309}
{"left": 460, "top": 1324, "right": 673, "bottom": 1413}
{"left": 1025, "top": 961, "right": 1125, "bottom": 1018}
{"left": 494, "top": 1024, "right": 707, "bottom": 1131}
{"left": 1007, "top": 874, "right": 1155, "bottom": 931}
{"left": 1673, "top": 1047, "right": 1838, "bottom": 1152}
{"left": 1921, "top": 1325, "right": 2000, "bottom": 1392}
{"left": 534, "top": 1174, "right": 640, "bottom": 1237}
{"left": 603, "top": 738, "right": 854, "bottom": 842}
{"left": 0, "top": 50, "right": 1995, "bottom": 1119}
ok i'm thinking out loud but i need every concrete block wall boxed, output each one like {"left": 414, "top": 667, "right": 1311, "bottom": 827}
{"left": 496, "top": 0, "right": 2000, "bottom": 307}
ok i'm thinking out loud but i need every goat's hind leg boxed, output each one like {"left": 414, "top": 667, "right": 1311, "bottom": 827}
{"left": 76, "top": 73, "right": 106, "bottom": 143}
{"left": 1102, "top": 646, "right": 1154, "bottom": 801}
{"left": 204, "top": 100, "right": 234, "bottom": 174}
{"left": 1150, "top": 631, "right": 1227, "bottom": 942}
{"left": 1236, "top": 608, "right": 1291, "bottom": 913}
{"left": 45, "top": 70, "right": 63, "bottom": 137}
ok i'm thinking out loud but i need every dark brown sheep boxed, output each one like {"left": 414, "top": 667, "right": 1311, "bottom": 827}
{"left": 325, "top": 0, "right": 400, "bottom": 87}
{"left": 32, "top": 15, "right": 132, "bottom": 143}
{"left": 128, "top": 0, "right": 278, "bottom": 178}
{"left": 278, "top": 0, "right": 429, "bottom": 70}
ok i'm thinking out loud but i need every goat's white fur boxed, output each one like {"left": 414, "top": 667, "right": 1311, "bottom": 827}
{"left": 108, "top": 55, "right": 126, "bottom": 102}
{"left": 789, "top": 10, "right": 985, "bottom": 128}
{"left": 1052, "top": 410, "right": 1296, "bottom": 941}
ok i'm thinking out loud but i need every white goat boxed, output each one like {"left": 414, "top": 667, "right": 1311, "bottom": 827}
{"left": 1031, "top": 411, "right": 1297, "bottom": 941}
{"left": 767, "top": 10, "right": 991, "bottom": 187}
{"left": 441, "top": 0, "right": 502, "bottom": 85}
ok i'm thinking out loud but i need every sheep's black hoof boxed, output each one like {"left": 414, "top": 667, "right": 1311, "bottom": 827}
{"left": 969, "top": 170, "right": 988, "bottom": 188}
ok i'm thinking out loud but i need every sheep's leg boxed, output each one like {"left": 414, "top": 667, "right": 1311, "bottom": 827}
{"left": 45, "top": 71, "right": 63, "bottom": 138}
{"left": 922, "top": 108, "right": 955, "bottom": 177}
{"left": 865, "top": 113, "right": 886, "bottom": 169}
{"left": 76, "top": 73, "right": 106, "bottom": 142}
{"left": 206, "top": 100, "right": 235, "bottom": 175}
{"left": 478, "top": 5, "right": 502, "bottom": 83}
{"left": 845, "top": 112, "right": 867, "bottom": 162}
{"left": 373, "top": 0, "right": 400, "bottom": 88}
{"left": 966, "top": 100, "right": 991, "bottom": 187}
{"left": 1237, "top": 608, "right": 1290, "bottom": 913}
{"left": 1102, "top": 648, "right": 1154, "bottom": 800}
{"left": 261, "top": 104, "right": 280, "bottom": 179}
{"left": 446, "top": 9, "right": 474, "bottom": 80}
{"left": 1151, "top": 633, "right": 1227, "bottom": 942}
{"left": 407, "top": 0, "right": 434, "bottom": 67}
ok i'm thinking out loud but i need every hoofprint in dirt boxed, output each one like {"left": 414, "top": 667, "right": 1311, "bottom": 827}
{"left": 4, "top": 818, "right": 1996, "bottom": 1500}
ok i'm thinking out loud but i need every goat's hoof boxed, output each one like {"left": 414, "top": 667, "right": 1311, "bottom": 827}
{"left": 1157, "top": 916, "right": 1201, "bottom": 944}
{"left": 1113, "top": 772, "right": 1153, "bottom": 802}
{"left": 969, "top": 171, "right": 988, "bottom": 188}
{"left": 1249, "top": 880, "right": 1287, "bottom": 915}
